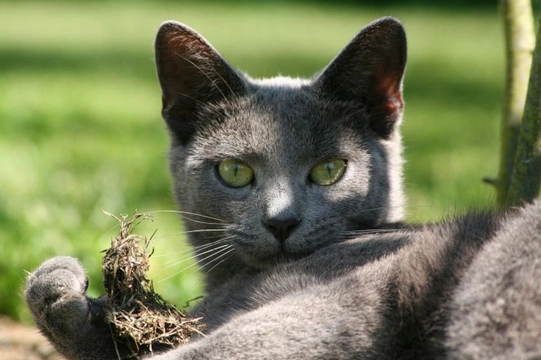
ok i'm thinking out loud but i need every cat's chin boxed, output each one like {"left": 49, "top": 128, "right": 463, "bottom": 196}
{"left": 240, "top": 250, "right": 311, "bottom": 270}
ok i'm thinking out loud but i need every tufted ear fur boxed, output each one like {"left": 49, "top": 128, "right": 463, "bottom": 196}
{"left": 314, "top": 17, "right": 407, "bottom": 139}
{"left": 155, "top": 21, "right": 247, "bottom": 145}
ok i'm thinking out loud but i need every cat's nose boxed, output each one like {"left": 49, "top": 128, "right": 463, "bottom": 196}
{"left": 262, "top": 217, "right": 301, "bottom": 243}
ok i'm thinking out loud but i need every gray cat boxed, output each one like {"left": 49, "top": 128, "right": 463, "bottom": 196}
{"left": 25, "top": 17, "right": 541, "bottom": 360}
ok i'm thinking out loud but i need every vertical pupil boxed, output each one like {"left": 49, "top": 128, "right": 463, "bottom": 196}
{"left": 326, "top": 163, "right": 334, "bottom": 177}
{"left": 234, "top": 163, "right": 240, "bottom": 176}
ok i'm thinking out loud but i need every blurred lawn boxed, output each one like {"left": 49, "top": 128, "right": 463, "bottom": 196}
{"left": 1, "top": 1, "right": 503, "bottom": 322}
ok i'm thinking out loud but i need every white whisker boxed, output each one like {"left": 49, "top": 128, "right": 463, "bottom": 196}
{"left": 191, "top": 237, "right": 233, "bottom": 250}
{"left": 182, "top": 228, "right": 230, "bottom": 234}
{"left": 158, "top": 244, "right": 234, "bottom": 283}
{"left": 178, "top": 247, "right": 236, "bottom": 297}
{"left": 201, "top": 248, "right": 235, "bottom": 275}
{"left": 152, "top": 238, "right": 230, "bottom": 259}
{"left": 158, "top": 245, "right": 232, "bottom": 283}
{"left": 146, "top": 210, "right": 227, "bottom": 223}
{"left": 162, "top": 242, "right": 232, "bottom": 270}
{"left": 101, "top": 222, "right": 121, "bottom": 239}
{"left": 201, "top": 233, "right": 231, "bottom": 241}
{"left": 152, "top": 242, "right": 221, "bottom": 260}
{"left": 152, "top": 228, "right": 228, "bottom": 240}
{"left": 181, "top": 217, "right": 227, "bottom": 226}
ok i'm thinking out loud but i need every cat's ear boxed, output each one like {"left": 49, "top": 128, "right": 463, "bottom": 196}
{"left": 155, "top": 21, "right": 247, "bottom": 145}
{"left": 314, "top": 17, "right": 407, "bottom": 139}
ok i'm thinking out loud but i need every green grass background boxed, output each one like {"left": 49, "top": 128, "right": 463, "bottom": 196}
{"left": 1, "top": 1, "right": 506, "bottom": 322}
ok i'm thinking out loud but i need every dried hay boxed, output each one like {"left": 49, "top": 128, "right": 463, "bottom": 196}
{"left": 101, "top": 212, "right": 204, "bottom": 358}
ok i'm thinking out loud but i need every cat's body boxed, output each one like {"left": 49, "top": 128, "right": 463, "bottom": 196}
{"left": 25, "top": 17, "right": 541, "bottom": 360}
{"left": 164, "top": 203, "right": 541, "bottom": 360}
{"left": 25, "top": 202, "right": 541, "bottom": 359}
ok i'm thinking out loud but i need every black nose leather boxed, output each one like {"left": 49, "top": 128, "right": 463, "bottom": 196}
{"left": 263, "top": 217, "right": 301, "bottom": 243}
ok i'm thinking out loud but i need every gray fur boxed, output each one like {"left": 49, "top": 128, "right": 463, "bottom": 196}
{"left": 445, "top": 203, "right": 541, "bottom": 359}
{"left": 25, "top": 17, "right": 541, "bottom": 359}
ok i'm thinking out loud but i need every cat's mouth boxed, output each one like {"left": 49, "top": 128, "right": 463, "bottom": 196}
{"left": 231, "top": 224, "right": 338, "bottom": 269}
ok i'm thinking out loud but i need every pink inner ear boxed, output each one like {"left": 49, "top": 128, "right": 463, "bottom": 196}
{"left": 376, "top": 69, "right": 404, "bottom": 116}
{"left": 383, "top": 91, "right": 403, "bottom": 115}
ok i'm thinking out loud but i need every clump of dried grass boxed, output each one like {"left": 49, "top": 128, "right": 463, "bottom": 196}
{"left": 101, "top": 212, "right": 204, "bottom": 357}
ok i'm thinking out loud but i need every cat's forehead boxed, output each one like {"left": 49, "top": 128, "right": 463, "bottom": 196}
{"left": 193, "top": 80, "right": 369, "bottom": 163}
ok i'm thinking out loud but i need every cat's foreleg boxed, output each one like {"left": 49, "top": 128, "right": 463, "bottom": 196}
{"left": 149, "top": 283, "right": 392, "bottom": 360}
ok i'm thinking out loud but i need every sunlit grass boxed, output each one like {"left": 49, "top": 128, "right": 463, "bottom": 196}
{"left": 1, "top": 1, "right": 503, "bottom": 321}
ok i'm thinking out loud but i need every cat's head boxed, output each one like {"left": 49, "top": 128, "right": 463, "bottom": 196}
{"left": 155, "top": 17, "right": 407, "bottom": 276}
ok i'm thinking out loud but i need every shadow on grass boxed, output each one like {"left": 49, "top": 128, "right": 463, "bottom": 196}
{"left": 0, "top": 47, "right": 157, "bottom": 81}
{"left": 2, "top": 46, "right": 502, "bottom": 106}
{"left": 407, "top": 59, "right": 503, "bottom": 110}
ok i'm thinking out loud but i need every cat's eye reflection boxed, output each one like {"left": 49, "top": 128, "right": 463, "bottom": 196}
{"left": 309, "top": 159, "right": 347, "bottom": 186}
{"left": 217, "top": 159, "right": 254, "bottom": 188}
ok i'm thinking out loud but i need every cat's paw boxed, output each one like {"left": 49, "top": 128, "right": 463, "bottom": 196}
{"left": 25, "top": 257, "right": 130, "bottom": 359}
{"left": 25, "top": 256, "right": 91, "bottom": 331}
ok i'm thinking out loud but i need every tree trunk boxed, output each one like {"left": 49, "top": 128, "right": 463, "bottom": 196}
{"left": 495, "top": 0, "right": 535, "bottom": 206}
{"left": 506, "top": 4, "right": 541, "bottom": 206}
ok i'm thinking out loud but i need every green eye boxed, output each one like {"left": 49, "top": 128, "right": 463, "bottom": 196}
{"left": 217, "top": 159, "right": 254, "bottom": 188}
{"left": 309, "top": 159, "right": 347, "bottom": 186}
